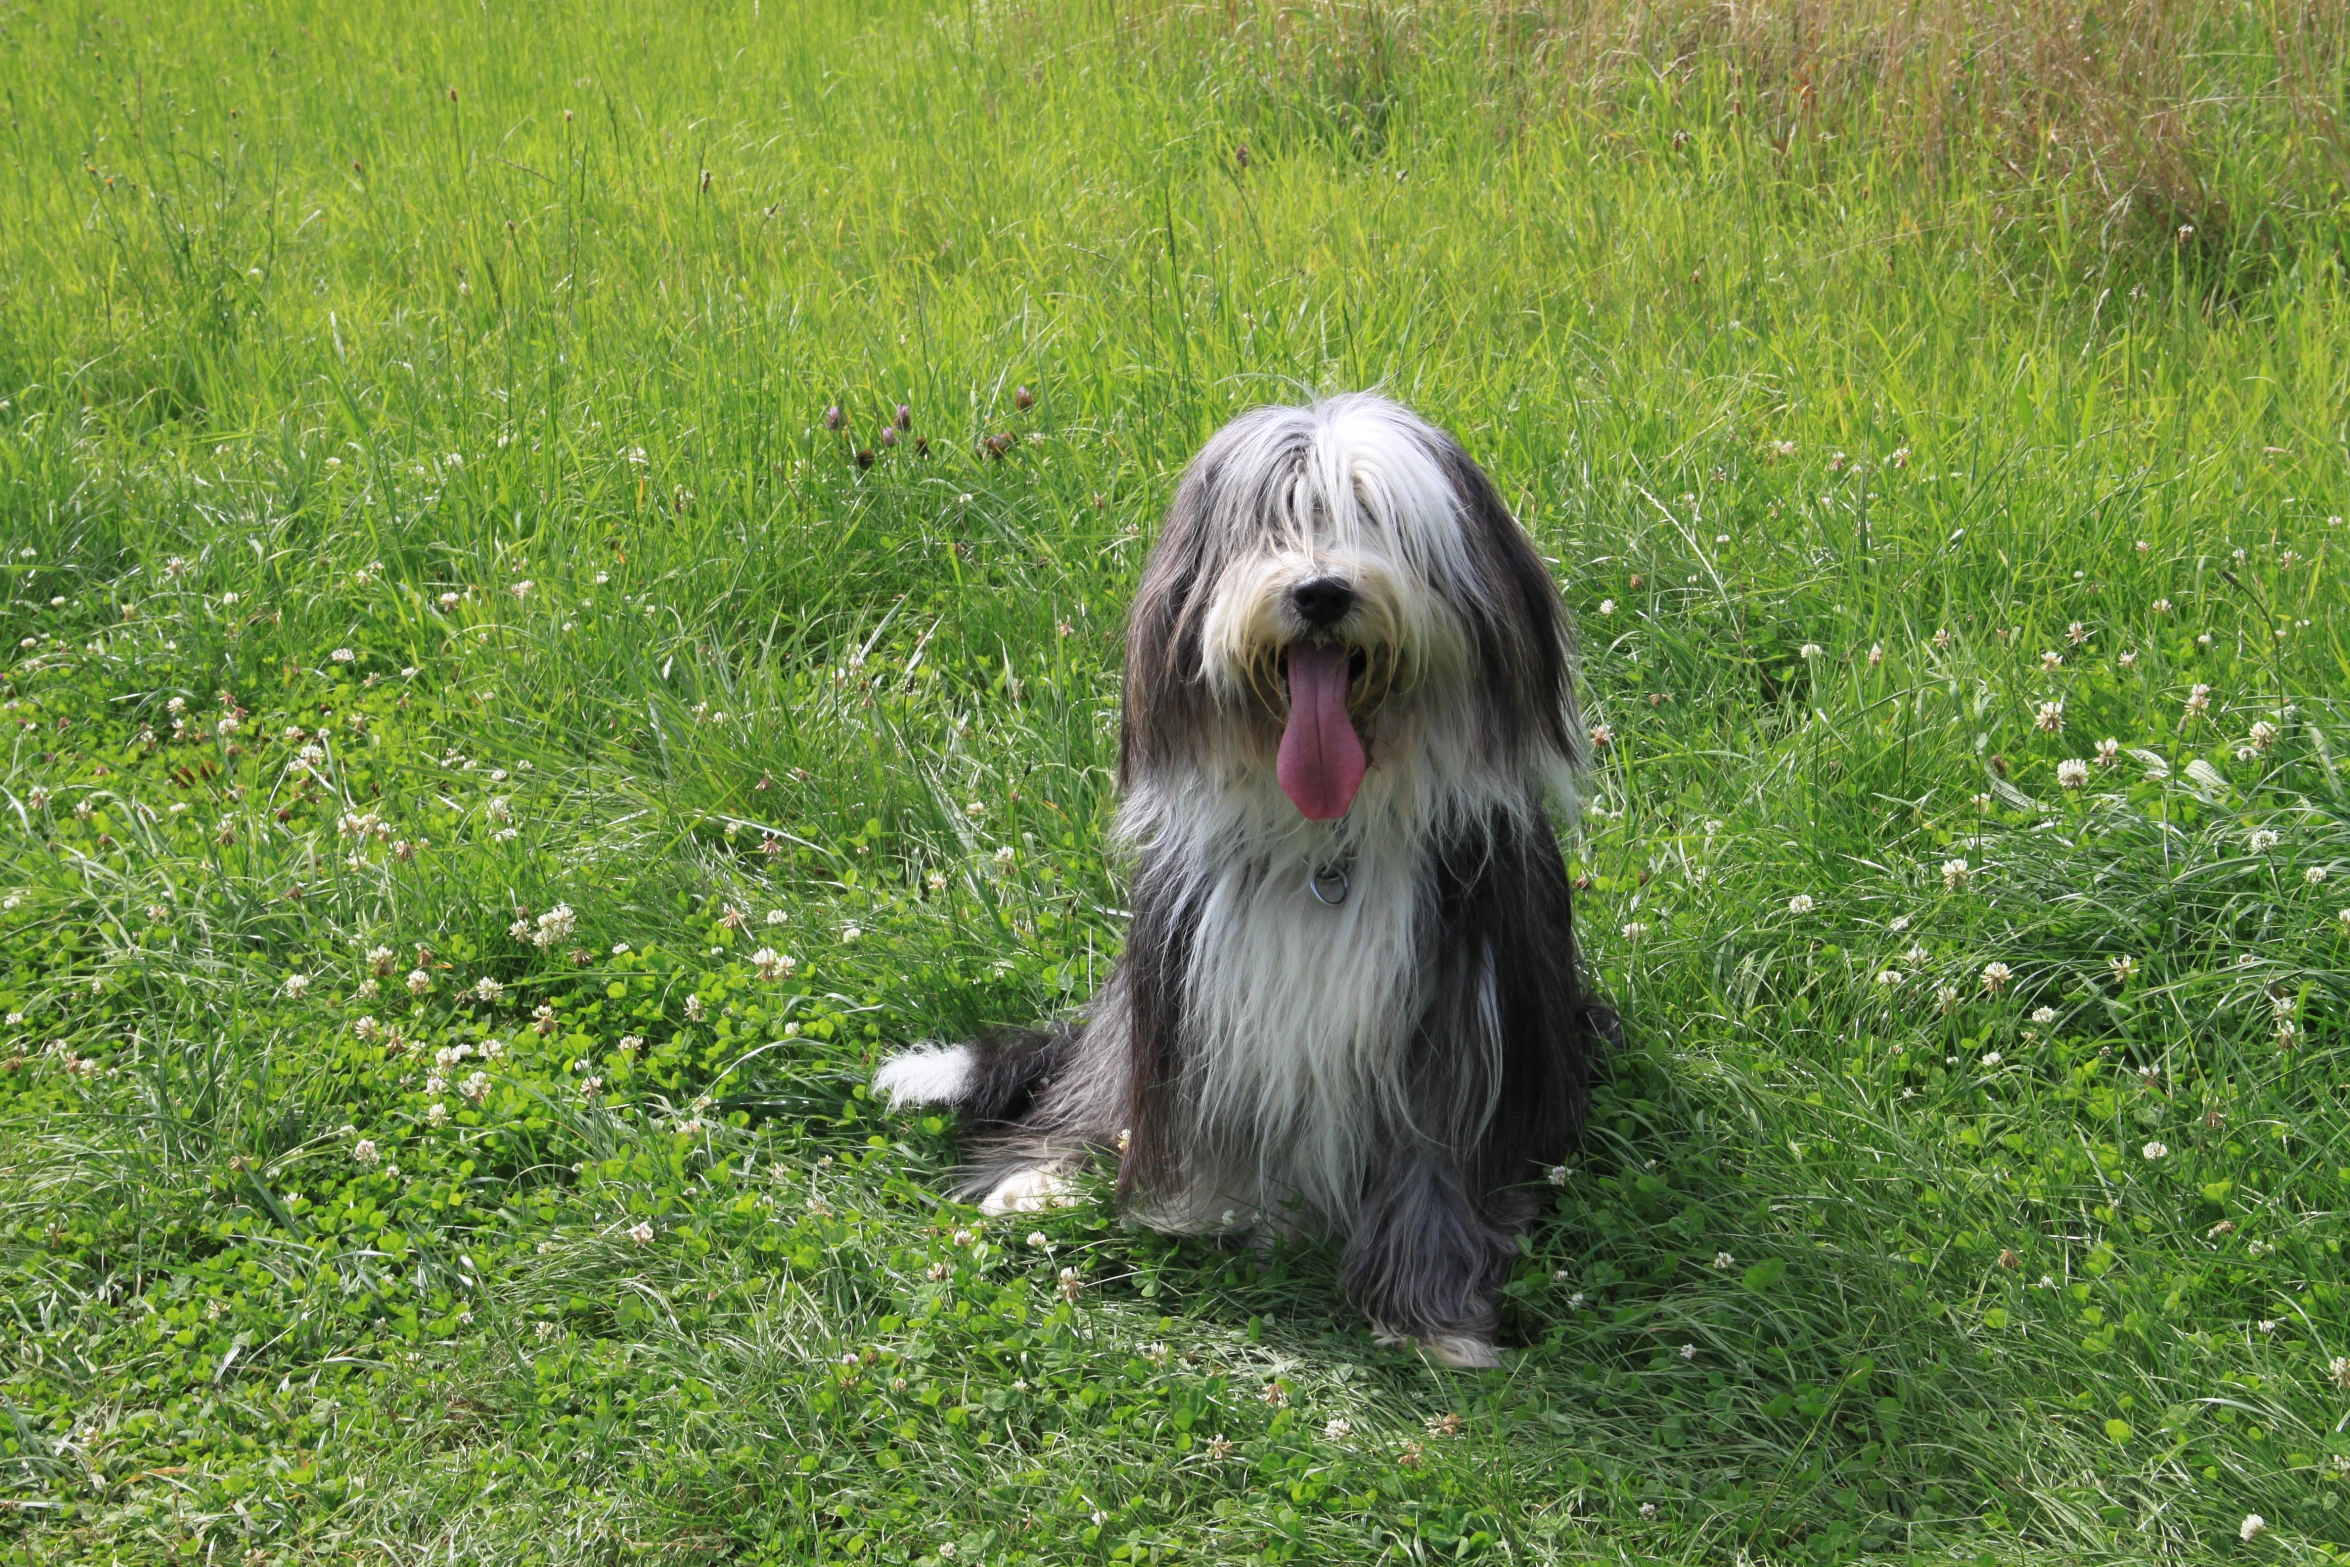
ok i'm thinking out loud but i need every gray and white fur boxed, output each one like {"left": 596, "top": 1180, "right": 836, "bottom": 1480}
{"left": 874, "top": 393, "right": 1616, "bottom": 1368}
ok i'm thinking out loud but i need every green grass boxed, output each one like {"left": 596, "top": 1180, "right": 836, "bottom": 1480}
{"left": 3, "top": 0, "right": 2349, "bottom": 1560}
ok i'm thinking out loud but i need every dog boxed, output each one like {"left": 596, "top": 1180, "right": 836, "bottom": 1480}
{"left": 875, "top": 393, "right": 1615, "bottom": 1367}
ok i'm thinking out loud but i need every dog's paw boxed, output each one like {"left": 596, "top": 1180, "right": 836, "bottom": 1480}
{"left": 871, "top": 1044, "right": 975, "bottom": 1108}
{"left": 1372, "top": 1323, "right": 1501, "bottom": 1370}
{"left": 1422, "top": 1332, "right": 1501, "bottom": 1370}
{"left": 978, "top": 1166, "right": 1075, "bottom": 1215}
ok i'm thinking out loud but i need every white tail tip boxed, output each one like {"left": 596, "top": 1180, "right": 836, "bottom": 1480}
{"left": 872, "top": 1043, "right": 976, "bottom": 1108}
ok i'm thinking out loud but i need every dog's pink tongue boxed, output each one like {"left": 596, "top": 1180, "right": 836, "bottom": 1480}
{"left": 1277, "top": 643, "right": 1366, "bottom": 821}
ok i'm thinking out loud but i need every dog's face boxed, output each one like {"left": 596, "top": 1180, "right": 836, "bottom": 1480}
{"left": 1122, "top": 395, "right": 1582, "bottom": 821}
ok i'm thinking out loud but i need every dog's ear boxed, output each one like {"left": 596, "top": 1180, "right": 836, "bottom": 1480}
{"left": 1430, "top": 436, "right": 1584, "bottom": 771}
{"left": 1120, "top": 460, "right": 1218, "bottom": 787}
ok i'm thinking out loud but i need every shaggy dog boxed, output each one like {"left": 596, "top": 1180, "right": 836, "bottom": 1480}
{"left": 876, "top": 393, "right": 1616, "bottom": 1367}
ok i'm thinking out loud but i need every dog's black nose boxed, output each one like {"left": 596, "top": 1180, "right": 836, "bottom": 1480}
{"left": 1291, "top": 577, "right": 1355, "bottom": 628}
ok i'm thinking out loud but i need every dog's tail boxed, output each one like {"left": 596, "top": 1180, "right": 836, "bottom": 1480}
{"left": 872, "top": 1027, "right": 1074, "bottom": 1126}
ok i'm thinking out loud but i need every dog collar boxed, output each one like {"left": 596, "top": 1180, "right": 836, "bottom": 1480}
{"left": 1306, "top": 857, "right": 1351, "bottom": 907}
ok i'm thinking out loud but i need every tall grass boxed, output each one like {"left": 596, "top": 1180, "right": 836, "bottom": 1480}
{"left": 1, "top": 1, "right": 2346, "bottom": 1561}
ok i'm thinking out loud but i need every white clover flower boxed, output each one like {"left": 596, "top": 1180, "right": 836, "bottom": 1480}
{"left": 352, "top": 1138, "right": 379, "bottom": 1165}
{"left": 2142, "top": 1141, "right": 2168, "bottom": 1161}
{"left": 2056, "top": 758, "right": 2089, "bottom": 789}
{"left": 2034, "top": 700, "right": 2065, "bottom": 733}
{"left": 280, "top": 974, "right": 311, "bottom": 1000}
{"left": 1981, "top": 1051, "right": 2003, "bottom": 1067}
{"left": 1546, "top": 1165, "right": 1570, "bottom": 1186}
{"left": 406, "top": 968, "right": 432, "bottom": 995}
{"left": 1679, "top": 1343, "right": 1698, "bottom": 1360}
{"left": 2109, "top": 955, "right": 2137, "bottom": 983}
{"left": 765, "top": 908, "right": 787, "bottom": 926}
{"left": 841, "top": 924, "right": 862, "bottom": 943}
{"left": 1943, "top": 858, "right": 1971, "bottom": 889}
{"left": 2040, "top": 650, "right": 2062, "bottom": 672}
{"left": 330, "top": 647, "right": 355, "bottom": 664}
{"left": 1620, "top": 922, "right": 1649, "bottom": 941}
{"left": 1588, "top": 722, "right": 1614, "bottom": 749}
{"left": 1867, "top": 643, "right": 1883, "bottom": 666}
{"left": 617, "top": 1034, "right": 644, "bottom": 1055}
{"left": 1799, "top": 643, "right": 1824, "bottom": 659}
{"left": 1903, "top": 942, "right": 1929, "bottom": 966}
{"left": 1322, "top": 1418, "right": 1352, "bottom": 1440}
{"left": 2248, "top": 828, "right": 2279, "bottom": 854}
{"left": 1875, "top": 969, "right": 1902, "bottom": 986}
{"left": 1712, "top": 1251, "right": 1734, "bottom": 1269}
{"left": 472, "top": 977, "right": 503, "bottom": 1004}
{"left": 2184, "top": 683, "right": 2210, "bottom": 716}
{"left": 2247, "top": 720, "right": 2279, "bottom": 751}
{"left": 1596, "top": 598, "right": 1615, "bottom": 617}
{"left": 2239, "top": 1516, "right": 2265, "bottom": 1542}
{"left": 533, "top": 904, "right": 577, "bottom": 948}
{"left": 752, "top": 948, "right": 796, "bottom": 981}
{"left": 2307, "top": 866, "right": 2329, "bottom": 885}
{"left": 485, "top": 797, "right": 513, "bottom": 825}
{"left": 461, "top": 1071, "right": 489, "bottom": 1103}
{"left": 1787, "top": 893, "right": 1815, "bottom": 916}
{"left": 216, "top": 716, "right": 239, "bottom": 737}
{"left": 2030, "top": 1005, "right": 2056, "bottom": 1024}
{"left": 580, "top": 1076, "right": 603, "bottom": 1098}
{"left": 1980, "top": 962, "right": 2013, "bottom": 994}
{"left": 628, "top": 1220, "right": 655, "bottom": 1246}
{"left": 685, "top": 994, "right": 707, "bottom": 1021}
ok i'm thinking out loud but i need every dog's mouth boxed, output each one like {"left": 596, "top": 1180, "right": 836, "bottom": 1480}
{"left": 1274, "top": 642, "right": 1369, "bottom": 821}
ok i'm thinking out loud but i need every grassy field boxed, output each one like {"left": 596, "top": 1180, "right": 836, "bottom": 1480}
{"left": 4, "top": 0, "right": 2350, "bottom": 1560}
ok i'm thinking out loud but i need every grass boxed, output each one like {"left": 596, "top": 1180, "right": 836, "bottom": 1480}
{"left": 2, "top": 0, "right": 2349, "bottom": 1560}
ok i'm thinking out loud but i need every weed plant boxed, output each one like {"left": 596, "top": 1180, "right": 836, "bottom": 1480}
{"left": 1, "top": 1, "right": 2347, "bottom": 1561}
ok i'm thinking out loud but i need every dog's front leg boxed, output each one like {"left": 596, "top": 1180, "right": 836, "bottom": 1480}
{"left": 1342, "top": 1154, "right": 1517, "bottom": 1369}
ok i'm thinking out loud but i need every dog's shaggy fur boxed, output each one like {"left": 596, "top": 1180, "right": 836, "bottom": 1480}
{"left": 876, "top": 393, "right": 1616, "bottom": 1367}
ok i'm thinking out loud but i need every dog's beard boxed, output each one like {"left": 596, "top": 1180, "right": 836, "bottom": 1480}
{"left": 1205, "top": 556, "right": 1436, "bottom": 824}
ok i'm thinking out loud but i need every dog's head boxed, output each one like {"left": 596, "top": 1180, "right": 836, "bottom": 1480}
{"left": 1122, "top": 394, "right": 1583, "bottom": 821}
